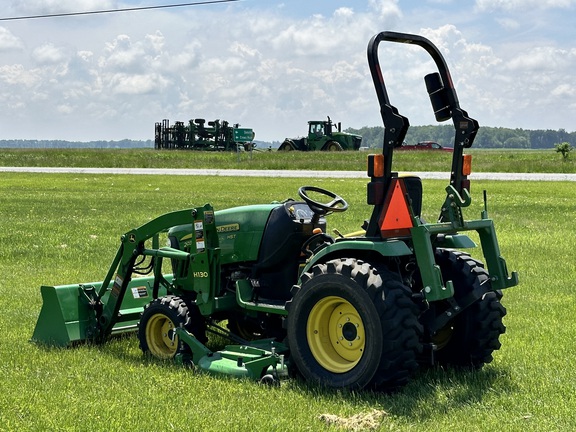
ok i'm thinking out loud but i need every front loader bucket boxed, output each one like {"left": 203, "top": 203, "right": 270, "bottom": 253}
{"left": 33, "top": 283, "right": 97, "bottom": 347}
{"left": 32, "top": 276, "right": 169, "bottom": 347}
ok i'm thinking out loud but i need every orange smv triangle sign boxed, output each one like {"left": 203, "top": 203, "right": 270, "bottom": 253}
{"left": 379, "top": 178, "right": 413, "bottom": 237}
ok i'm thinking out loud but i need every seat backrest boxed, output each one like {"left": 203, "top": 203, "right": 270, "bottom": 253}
{"left": 400, "top": 175, "right": 423, "bottom": 217}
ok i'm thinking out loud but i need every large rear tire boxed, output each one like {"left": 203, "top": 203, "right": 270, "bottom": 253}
{"left": 278, "top": 141, "right": 294, "bottom": 151}
{"left": 286, "top": 258, "right": 421, "bottom": 390}
{"left": 429, "top": 249, "right": 507, "bottom": 368}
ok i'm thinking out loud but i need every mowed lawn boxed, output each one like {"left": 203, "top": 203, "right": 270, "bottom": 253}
{"left": 1, "top": 147, "right": 575, "bottom": 174}
{"left": 0, "top": 171, "right": 575, "bottom": 431}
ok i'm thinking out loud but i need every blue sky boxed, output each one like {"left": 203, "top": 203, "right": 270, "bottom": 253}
{"left": 0, "top": 0, "right": 574, "bottom": 141}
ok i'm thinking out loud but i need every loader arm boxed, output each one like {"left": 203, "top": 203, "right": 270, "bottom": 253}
{"left": 32, "top": 204, "right": 218, "bottom": 346}
{"left": 94, "top": 207, "right": 203, "bottom": 339}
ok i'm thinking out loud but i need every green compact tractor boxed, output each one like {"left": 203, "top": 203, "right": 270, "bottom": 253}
{"left": 278, "top": 117, "right": 362, "bottom": 151}
{"left": 33, "top": 31, "right": 518, "bottom": 390}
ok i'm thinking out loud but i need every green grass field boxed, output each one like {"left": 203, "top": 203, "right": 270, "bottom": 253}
{"left": 0, "top": 147, "right": 575, "bottom": 173}
{"left": 1, "top": 159, "right": 575, "bottom": 430}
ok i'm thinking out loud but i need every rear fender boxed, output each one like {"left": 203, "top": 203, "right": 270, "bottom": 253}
{"left": 435, "top": 233, "right": 477, "bottom": 249}
{"left": 300, "top": 239, "right": 412, "bottom": 277}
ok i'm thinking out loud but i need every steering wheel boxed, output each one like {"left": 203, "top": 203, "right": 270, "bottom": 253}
{"left": 298, "top": 186, "right": 348, "bottom": 217}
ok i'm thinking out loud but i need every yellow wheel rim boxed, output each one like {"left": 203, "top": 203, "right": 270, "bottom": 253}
{"left": 145, "top": 313, "right": 179, "bottom": 359}
{"left": 306, "top": 296, "right": 365, "bottom": 373}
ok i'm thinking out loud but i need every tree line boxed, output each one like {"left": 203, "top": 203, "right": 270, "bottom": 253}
{"left": 345, "top": 125, "right": 575, "bottom": 149}
{"left": 0, "top": 139, "right": 154, "bottom": 149}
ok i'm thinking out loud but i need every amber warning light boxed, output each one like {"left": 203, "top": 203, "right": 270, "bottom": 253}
{"left": 367, "top": 154, "right": 385, "bottom": 178}
{"left": 462, "top": 154, "right": 472, "bottom": 176}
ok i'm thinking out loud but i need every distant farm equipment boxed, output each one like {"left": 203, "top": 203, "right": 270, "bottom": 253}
{"left": 399, "top": 141, "right": 453, "bottom": 152}
{"left": 155, "top": 118, "right": 254, "bottom": 151}
{"left": 279, "top": 117, "right": 362, "bottom": 151}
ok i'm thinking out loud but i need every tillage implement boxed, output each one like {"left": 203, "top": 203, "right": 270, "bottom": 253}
{"left": 33, "top": 31, "right": 518, "bottom": 390}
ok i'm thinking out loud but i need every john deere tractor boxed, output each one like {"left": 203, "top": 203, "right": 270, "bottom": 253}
{"left": 33, "top": 31, "right": 518, "bottom": 390}
{"left": 278, "top": 117, "right": 362, "bottom": 151}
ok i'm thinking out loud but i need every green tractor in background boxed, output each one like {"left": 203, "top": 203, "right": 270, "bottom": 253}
{"left": 278, "top": 117, "right": 362, "bottom": 151}
{"left": 32, "top": 31, "right": 518, "bottom": 390}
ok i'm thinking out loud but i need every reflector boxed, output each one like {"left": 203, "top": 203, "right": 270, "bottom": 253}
{"left": 379, "top": 178, "right": 413, "bottom": 237}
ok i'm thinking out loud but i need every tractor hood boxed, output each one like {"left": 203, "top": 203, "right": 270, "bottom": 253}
{"left": 168, "top": 203, "right": 280, "bottom": 264}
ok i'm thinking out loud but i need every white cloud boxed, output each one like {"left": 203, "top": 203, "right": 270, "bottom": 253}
{"left": 368, "top": 0, "right": 402, "bottom": 20}
{"left": 0, "top": 1, "right": 574, "bottom": 140}
{"left": 334, "top": 7, "right": 355, "bottom": 18}
{"left": 57, "top": 104, "right": 74, "bottom": 114}
{"left": 504, "top": 46, "right": 573, "bottom": 72}
{"left": 475, "top": 0, "right": 576, "bottom": 11}
{"left": 0, "top": 64, "right": 40, "bottom": 86}
{"left": 551, "top": 83, "right": 576, "bottom": 98}
{"left": 145, "top": 31, "right": 165, "bottom": 54}
{"left": 0, "top": 27, "right": 23, "bottom": 51}
{"left": 32, "top": 43, "right": 67, "bottom": 65}
{"left": 108, "top": 73, "right": 165, "bottom": 95}
{"left": 102, "top": 35, "right": 145, "bottom": 72}
{"left": 77, "top": 50, "right": 93, "bottom": 62}
{"left": 229, "top": 42, "right": 261, "bottom": 60}
{"left": 11, "top": 0, "right": 117, "bottom": 14}
{"left": 312, "top": 60, "right": 364, "bottom": 85}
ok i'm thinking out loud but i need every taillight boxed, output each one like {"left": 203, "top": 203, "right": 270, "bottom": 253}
{"left": 462, "top": 154, "right": 472, "bottom": 176}
{"left": 368, "top": 154, "right": 385, "bottom": 178}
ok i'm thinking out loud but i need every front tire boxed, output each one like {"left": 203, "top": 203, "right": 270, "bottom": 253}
{"left": 138, "top": 296, "right": 193, "bottom": 359}
{"left": 323, "top": 141, "right": 343, "bottom": 151}
{"left": 286, "top": 258, "right": 421, "bottom": 390}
